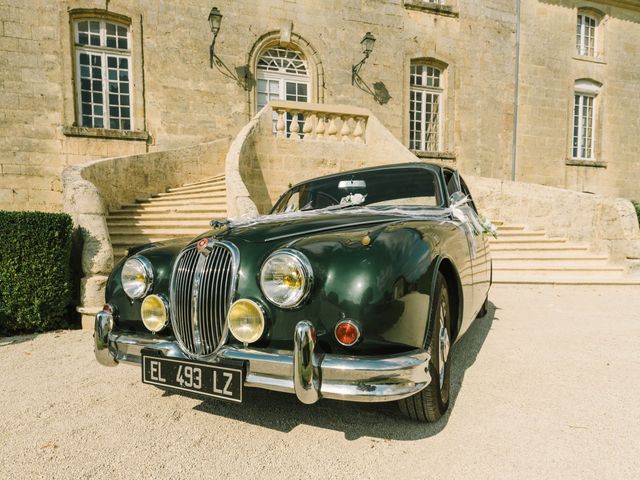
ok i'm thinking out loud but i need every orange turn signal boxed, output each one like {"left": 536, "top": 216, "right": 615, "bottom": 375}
{"left": 335, "top": 320, "right": 361, "bottom": 346}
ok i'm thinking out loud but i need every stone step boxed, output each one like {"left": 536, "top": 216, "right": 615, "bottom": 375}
{"left": 118, "top": 203, "right": 226, "bottom": 213}
{"left": 107, "top": 212, "right": 223, "bottom": 222}
{"left": 179, "top": 175, "right": 225, "bottom": 188}
{"left": 109, "top": 226, "right": 205, "bottom": 236}
{"left": 135, "top": 192, "right": 226, "bottom": 204}
{"left": 154, "top": 185, "right": 226, "bottom": 198}
{"left": 490, "top": 244, "right": 588, "bottom": 252}
{"left": 495, "top": 225, "right": 525, "bottom": 231}
{"left": 107, "top": 218, "right": 213, "bottom": 228}
{"left": 166, "top": 179, "right": 226, "bottom": 194}
{"left": 493, "top": 264, "right": 624, "bottom": 272}
{"left": 493, "top": 231, "right": 547, "bottom": 239}
{"left": 490, "top": 237, "right": 566, "bottom": 244}
{"left": 490, "top": 250, "right": 603, "bottom": 259}
{"left": 493, "top": 257, "right": 611, "bottom": 267}
{"left": 493, "top": 272, "right": 640, "bottom": 285}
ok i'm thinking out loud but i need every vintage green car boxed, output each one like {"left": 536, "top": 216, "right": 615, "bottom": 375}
{"left": 95, "top": 162, "right": 492, "bottom": 422}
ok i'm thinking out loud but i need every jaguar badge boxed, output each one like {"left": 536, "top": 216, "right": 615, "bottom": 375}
{"left": 196, "top": 238, "right": 212, "bottom": 257}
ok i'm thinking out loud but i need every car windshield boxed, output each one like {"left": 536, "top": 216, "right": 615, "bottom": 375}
{"left": 271, "top": 166, "right": 442, "bottom": 214}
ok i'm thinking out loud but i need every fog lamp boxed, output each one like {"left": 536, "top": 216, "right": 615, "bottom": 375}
{"left": 335, "top": 319, "right": 361, "bottom": 346}
{"left": 227, "top": 299, "right": 265, "bottom": 344}
{"left": 141, "top": 294, "right": 169, "bottom": 333}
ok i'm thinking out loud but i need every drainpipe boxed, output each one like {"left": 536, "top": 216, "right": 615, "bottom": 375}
{"left": 511, "top": 0, "right": 521, "bottom": 181}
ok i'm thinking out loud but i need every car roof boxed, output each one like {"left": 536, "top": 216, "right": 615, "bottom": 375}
{"left": 289, "top": 162, "right": 444, "bottom": 189}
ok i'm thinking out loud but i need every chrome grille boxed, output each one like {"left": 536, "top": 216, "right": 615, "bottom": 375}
{"left": 169, "top": 241, "right": 237, "bottom": 357}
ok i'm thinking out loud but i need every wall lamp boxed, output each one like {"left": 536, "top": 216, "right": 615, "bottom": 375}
{"left": 208, "top": 6, "right": 251, "bottom": 90}
{"left": 208, "top": 7, "right": 222, "bottom": 68}
{"left": 351, "top": 32, "right": 376, "bottom": 85}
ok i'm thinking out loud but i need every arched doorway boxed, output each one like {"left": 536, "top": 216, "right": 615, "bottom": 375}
{"left": 256, "top": 47, "right": 310, "bottom": 110}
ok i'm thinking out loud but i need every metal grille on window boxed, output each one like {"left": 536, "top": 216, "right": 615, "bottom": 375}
{"left": 572, "top": 94, "right": 595, "bottom": 159}
{"left": 256, "top": 48, "right": 310, "bottom": 137}
{"left": 409, "top": 64, "right": 442, "bottom": 152}
{"left": 75, "top": 20, "right": 132, "bottom": 130}
{"left": 577, "top": 14, "right": 597, "bottom": 57}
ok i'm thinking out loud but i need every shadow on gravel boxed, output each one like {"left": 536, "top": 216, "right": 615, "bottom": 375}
{"left": 0, "top": 332, "right": 40, "bottom": 347}
{"left": 187, "top": 301, "right": 497, "bottom": 441}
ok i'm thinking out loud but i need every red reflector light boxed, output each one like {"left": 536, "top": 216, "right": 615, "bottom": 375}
{"left": 335, "top": 320, "right": 361, "bottom": 346}
{"left": 103, "top": 304, "right": 113, "bottom": 313}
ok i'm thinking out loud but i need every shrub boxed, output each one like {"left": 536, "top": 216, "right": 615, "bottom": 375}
{"left": 0, "top": 211, "right": 73, "bottom": 335}
{"left": 634, "top": 201, "right": 640, "bottom": 228}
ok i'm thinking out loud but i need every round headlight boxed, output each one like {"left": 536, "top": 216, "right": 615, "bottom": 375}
{"left": 227, "top": 299, "right": 265, "bottom": 344}
{"left": 259, "top": 250, "right": 313, "bottom": 308}
{"left": 141, "top": 294, "right": 169, "bottom": 333}
{"left": 121, "top": 256, "right": 153, "bottom": 300}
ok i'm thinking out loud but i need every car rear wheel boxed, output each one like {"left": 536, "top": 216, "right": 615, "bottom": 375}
{"left": 398, "top": 272, "right": 451, "bottom": 422}
{"left": 477, "top": 296, "right": 488, "bottom": 318}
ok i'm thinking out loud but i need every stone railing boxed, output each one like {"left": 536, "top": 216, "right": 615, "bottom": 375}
{"left": 467, "top": 175, "right": 640, "bottom": 266}
{"left": 62, "top": 138, "right": 230, "bottom": 327}
{"left": 270, "top": 100, "right": 369, "bottom": 143}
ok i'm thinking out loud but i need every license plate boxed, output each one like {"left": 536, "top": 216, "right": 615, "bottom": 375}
{"left": 141, "top": 354, "right": 243, "bottom": 403}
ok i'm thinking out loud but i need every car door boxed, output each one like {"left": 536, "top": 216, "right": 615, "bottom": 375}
{"left": 443, "top": 169, "right": 488, "bottom": 334}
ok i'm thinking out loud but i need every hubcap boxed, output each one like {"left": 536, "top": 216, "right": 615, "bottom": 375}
{"left": 438, "top": 297, "right": 450, "bottom": 389}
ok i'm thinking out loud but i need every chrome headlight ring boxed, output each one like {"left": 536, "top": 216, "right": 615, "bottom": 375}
{"left": 121, "top": 255, "right": 154, "bottom": 300}
{"left": 259, "top": 249, "right": 313, "bottom": 309}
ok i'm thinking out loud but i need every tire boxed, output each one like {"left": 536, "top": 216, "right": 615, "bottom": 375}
{"left": 398, "top": 272, "right": 451, "bottom": 422}
{"left": 477, "top": 296, "right": 488, "bottom": 318}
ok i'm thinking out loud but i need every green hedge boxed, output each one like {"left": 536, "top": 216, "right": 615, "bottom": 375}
{"left": 634, "top": 201, "right": 640, "bottom": 228}
{"left": 0, "top": 211, "right": 73, "bottom": 335}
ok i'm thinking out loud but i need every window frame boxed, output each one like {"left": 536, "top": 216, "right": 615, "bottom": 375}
{"left": 72, "top": 17, "right": 134, "bottom": 131}
{"left": 575, "top": 9, "right": 604, "bottom": 59}
{"left": 409, "top": 62, "right": 445, "bottom": 153}
{"left": 571, "top": 80, "right": 601, "bottom": 161}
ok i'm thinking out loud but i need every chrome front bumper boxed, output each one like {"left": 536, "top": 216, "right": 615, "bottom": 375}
{"left": 95, "top": 311, "right": 431, "bottom": 404}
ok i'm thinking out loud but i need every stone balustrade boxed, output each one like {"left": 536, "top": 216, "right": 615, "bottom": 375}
{"left": 270, "top": 100, "right": 369, "bottom": 143}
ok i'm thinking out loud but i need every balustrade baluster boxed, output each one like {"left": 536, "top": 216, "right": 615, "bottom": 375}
{"left": 327, "top": 115, "right": 338, "bottom": 141}
{"left": 340, "top": 116, "right": 352, "bottom": 141}
{"left": 353, "top": 117, "right": 365, "bottom": 143}
{"left": 303, "top": 112, "right": 314, "bottom": 139}
{"left": 276, "top": 109, "right": 286, "bottom": 138}
{"left": 290, "top": 111, "right": 301, "bottom": 139}
{"left": 314, "top": 114, "right": 325, "bottom": 139}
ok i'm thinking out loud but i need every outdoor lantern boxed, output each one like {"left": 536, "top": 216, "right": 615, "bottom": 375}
{"left": 352, "top": 32, "right": 376, "bottom": 85}
{"left": 208, "top": 7, "right": 222, "bottom": 34}
{"left": 208, "top": 7, "right": 223, "bottom": 68}
{"left": 361, "top": 32, "right": 376, "bottom": 56}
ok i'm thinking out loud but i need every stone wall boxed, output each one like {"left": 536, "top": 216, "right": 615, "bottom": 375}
{"left": 62, "top": 138, "right": 230, "bottom": 326}
{"left": 516, "top": 0, "right": 640, "bottom": 199}
{"left": 1, "top": 0, "right": 518, "bottom": 213}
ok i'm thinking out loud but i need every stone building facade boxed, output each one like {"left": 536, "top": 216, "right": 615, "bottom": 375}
{"left": 1, "top": 0, "right": 639, "bottom": 213}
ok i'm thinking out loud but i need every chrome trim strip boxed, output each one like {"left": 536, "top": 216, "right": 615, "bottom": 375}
{"left": 190, "top": 253, "right": 207, "bottom": 355}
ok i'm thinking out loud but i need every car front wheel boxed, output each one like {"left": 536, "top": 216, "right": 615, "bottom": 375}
{"left": 398, "top": 272, "right": 451, "bottom": 422}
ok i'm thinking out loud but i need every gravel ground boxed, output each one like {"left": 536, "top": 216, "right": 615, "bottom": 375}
{"left": 1, "top": 284, "right": 640, "bottom": 480}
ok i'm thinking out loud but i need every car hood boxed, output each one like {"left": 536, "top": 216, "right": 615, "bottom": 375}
{"left": 198, "top": 208, "right": 448, "bottom": 245}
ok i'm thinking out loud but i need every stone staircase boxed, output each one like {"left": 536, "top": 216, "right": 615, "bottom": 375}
{"left": 107, "top": 174, "right": 227, "bottom": 264}
{"left": 105, "top": 179, "right": 638, "bottom": 285}
{"left": 491, "top": 221, "right": 640, "bottom": 285}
